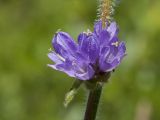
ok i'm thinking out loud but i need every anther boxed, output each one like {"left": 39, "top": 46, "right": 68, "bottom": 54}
{"left": 111, "top": 41, "right": 119, "bottom": 47}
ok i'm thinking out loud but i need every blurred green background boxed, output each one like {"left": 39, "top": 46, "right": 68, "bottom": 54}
{"left": 0, "top": 0, "right": 160, "bottom": 120}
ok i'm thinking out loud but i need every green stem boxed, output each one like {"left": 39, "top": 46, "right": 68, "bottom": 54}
{"left": 84, "top": 83, "right": 103, "bottom": 120}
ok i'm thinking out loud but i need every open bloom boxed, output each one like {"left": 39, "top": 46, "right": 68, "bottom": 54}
{"left": 48, "top": 20, "right": 126, "bottom": 80}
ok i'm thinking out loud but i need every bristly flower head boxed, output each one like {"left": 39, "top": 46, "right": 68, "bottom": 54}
{"left": 48, "top": 20, "right": 126, "bottom": 81}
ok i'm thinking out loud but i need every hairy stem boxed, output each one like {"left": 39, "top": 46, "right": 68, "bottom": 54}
{"left": 100, "top": 0, "right": 111, "bottom": 27}
{"left": 84, "top": 83, "right": 103, "bottom": 120}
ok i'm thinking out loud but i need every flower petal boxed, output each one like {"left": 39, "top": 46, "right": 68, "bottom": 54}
{"left": 99, "top": 41, "right": 126, "bottom": 72}
{"left": 106, "top": 59, "right": 120, "bottom": 72}
{"left": 99, "top": 58, "right": 120, "bottom": 72}
{"left": 99, "top": 47, "right": 110, "bottom": 71}
{"left": 54, "top": 59, "right": 76, "bottom": 77}
{"left": 107, "top": 22, "right": 119, "bottom": 39}
{"left": 78, "top": 32, "right": 88, "bottom": 52}
{"left": 78, "top": 33, "right": 99, "bottom": 63}
{"left": 87, "top": 35, "right": 99, "bottom": 63}
{"left": 48, "top": 51, "right": 63, "bottom": 63}
{"left": 99, "top": 30, "right": 110, "bottom": 46}
{"left": 75, "top": 65, "right": 95, "bottom": 80}
{"left": 94, "top": 20, "right": 103, "bottom": 36}
{"left": 52, "top": 32, "right": 77, "bottom": 57}
{"left": 116, "top": 41, "right": 126, "bottom": 60}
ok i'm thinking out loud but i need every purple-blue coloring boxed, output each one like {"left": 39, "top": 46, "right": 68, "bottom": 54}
{"left": 48, "top": 20, "right": 126, "bottom": 80}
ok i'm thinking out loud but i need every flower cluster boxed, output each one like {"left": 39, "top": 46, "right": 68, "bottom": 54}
{"left": 48, "top": 20, "right": 126, "bottom": 80}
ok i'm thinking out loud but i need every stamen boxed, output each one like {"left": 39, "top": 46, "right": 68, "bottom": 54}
{"left": 56, "top": 29, "right": 61, "bottom": 34}
{"left": 48, "top": 48, "right": 52, "bottom": 52}
{"left": 111, "top": 41, "right": 119, "bottom": 47}
{"left": 83, "top": 29, "right": 92, "bottom": 36}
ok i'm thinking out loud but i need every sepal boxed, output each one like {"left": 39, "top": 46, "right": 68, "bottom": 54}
{"left": 64, "top": 79, "right": 82, "bottom": 107}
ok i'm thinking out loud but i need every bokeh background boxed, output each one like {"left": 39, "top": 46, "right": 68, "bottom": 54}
{"left": 0, "top": 0, "right": 160, "bottom": 120}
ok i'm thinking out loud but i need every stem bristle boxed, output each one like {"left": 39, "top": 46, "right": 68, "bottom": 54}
{"left": 97, "top": 0, "right": 118, "bottom": 27}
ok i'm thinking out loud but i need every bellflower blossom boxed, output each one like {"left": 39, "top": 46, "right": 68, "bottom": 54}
{"left": 48, "top": 20, "right": 126, "bottom": 80}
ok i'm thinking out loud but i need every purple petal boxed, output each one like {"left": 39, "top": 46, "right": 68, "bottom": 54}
{"left": 99, "top": 41, "right": 126, "bottom": 72}
{"left": 99, "top": 58, "right": 120, "bottom": 72}
{"left": 99, "top": 62, "right": 112, "bottom": 72}
{"left": 106, "top": 59, "right": 120, "bottom": 72}
{"left": 75, "top": 65, "right": 95, "bottom": 80}
{"left": 52, "top": 32, "right": 77, "bottom": 57}
{"left": 75, "top": 51, "right": 89, "bottom": 63}
{"left": 94, "top": 21, "right": 103, "bottom": 36}
{"left": 78, "top": 32, "right": 88, "bottom": 52}
{"left": 116, "top": 42, "right": 126, "bottom": 60}
{"left": 99, "top": 47, "right": 110, "bottom": 71}
{"left": 53, "top": 43, "right": 72, "bottom": 59}
{"left": 99, "top": 30, "right": 110, "bottom": 46}
{"left": 107, "top": 22, "right": 119, "bottom": 39}
{"left": 54, "top": 59, "right": 76, "bottom": 77}
{"left": 48, "top": 51, "right": 63, "bottom": 64}
{"left": 87, "top": 35, "right": 99, "bottom": 63}
{"left": 78, "top": 33, "right": 99, "bottom": 63}
{"left": 107, "top": 36, "right": 119, "bottom": 57}
{"left": 48, "top": 63, "right": 75, "bottom": 78}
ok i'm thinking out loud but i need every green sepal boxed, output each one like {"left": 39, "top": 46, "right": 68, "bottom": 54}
{"left": 64, "top": 79, "right": 82, "bottom": 107}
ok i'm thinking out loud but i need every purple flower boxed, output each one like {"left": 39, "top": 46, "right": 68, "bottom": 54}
{"left": 48, "top": 20, "right": 126, "bottom": 80}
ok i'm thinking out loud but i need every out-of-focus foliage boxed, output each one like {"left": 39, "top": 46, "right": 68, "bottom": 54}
{"left": 0, "top": 0, "right": 160, "bottom": 120}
